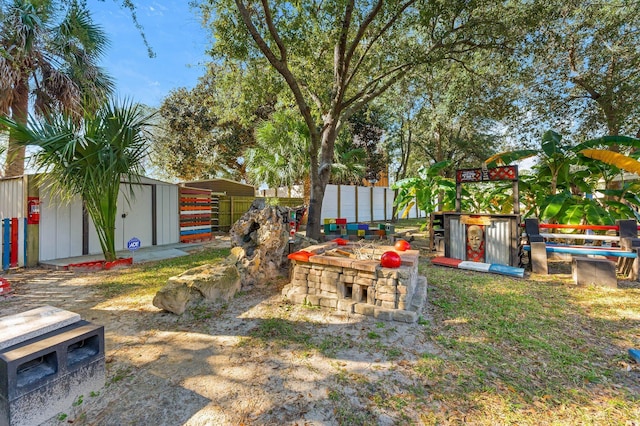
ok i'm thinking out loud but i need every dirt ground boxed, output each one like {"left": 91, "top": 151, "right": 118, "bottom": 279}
{"left": 0, "top": 237, "right": 437, "bottom": 426}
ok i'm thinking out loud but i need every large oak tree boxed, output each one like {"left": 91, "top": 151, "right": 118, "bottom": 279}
{"left": 199, "top": 0, "right": 517, "bottom": 239}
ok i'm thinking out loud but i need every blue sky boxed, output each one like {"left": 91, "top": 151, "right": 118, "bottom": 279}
{"left": 90, "top": 1, "right": 210, "bottom": 107}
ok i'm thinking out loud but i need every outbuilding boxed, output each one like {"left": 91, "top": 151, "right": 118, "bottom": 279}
{"left": 0, "top": 175, "right": 179, "bottom": 268}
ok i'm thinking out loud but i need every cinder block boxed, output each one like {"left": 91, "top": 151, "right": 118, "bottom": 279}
{"left": 0, "top": 306, "right": 81, "bottom": 351}
{"left": 572, "top": 256, "right": 617, "bottom": 288}
{"left": 0, "top": 321, "right": 105, "bottom": 426}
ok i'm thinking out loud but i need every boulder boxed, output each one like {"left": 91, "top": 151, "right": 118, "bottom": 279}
{"left": 170, "top": 264, "right": 241, "bottom": 302}
{"left": 152, "top": 263, "right": 241, "bottom": 315}
{"left": 152, "top": 281, "right": 196, "bottom": 315}
{"left": 230, "top": 199, "right": 298, "bottom": 288}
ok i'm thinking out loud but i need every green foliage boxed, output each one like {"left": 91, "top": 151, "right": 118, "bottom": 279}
{"left": 0, "top": 99, "right": 154, "bottom": 261}
{"left": 392, "top": 161, "right": 457, "bottom": 218}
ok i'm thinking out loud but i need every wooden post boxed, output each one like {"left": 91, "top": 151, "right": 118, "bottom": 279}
{"left": 384, "top": 188, "right": 387, "bottom": 221}
{"left": 512, "top": 180, "right": 520, "bottom": 215}
{"left": 355, "top": 186, "right": 359, "bottom": 222}
{"left": 370, "top": 187, "right": 374, "bottom": 223}
{"left": 337, "top": 185, "right": 341, "bottom": 218}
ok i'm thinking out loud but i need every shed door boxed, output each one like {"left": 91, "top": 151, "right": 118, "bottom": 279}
{"left": 115, "top": 186, "right": 153, "bottom": 251}
{"left": 88, "top": 185, "right": 153, "bottom": 254}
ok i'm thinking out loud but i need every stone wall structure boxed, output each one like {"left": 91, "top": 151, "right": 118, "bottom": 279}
{"left": 282, "top": 242, "right": 427, "bottom": 322}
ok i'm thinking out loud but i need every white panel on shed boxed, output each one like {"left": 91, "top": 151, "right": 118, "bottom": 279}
{"left": 0, "top": 177, "right": 25, "bottom": 219}
{"left": 156, "top": 184, "right": 179, "bottom": 245}
{"left": 118, "top": 185, "right": 153, "bottom": 251}
{"left": 39, "top": 187, "right": 83, "bottom": 261}
{"left": 88, "top": 183, "right": 153, "bottom": 254}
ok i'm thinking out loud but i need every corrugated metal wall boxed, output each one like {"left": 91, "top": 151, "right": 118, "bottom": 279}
{"left": 0, "top": 177, "right": 25, "bottom": 219}
{"left": 485, "top": 219, "right": 511, "bottom": 266}
{"left": 449, "top": 217, "right": 466, "bottom": 261}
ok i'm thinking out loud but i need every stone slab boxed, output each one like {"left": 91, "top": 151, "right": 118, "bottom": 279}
{"left": 0, "top": 306, "right": 81, "bottom": 351}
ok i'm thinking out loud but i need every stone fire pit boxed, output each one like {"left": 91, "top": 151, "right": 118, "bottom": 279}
{"left": 282, "top": 241, "right": 427, "bottom": 322}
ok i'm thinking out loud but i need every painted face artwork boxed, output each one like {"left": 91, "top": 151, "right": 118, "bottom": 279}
{"left": 467, "top": 225, "right": 483, "bottom": 251}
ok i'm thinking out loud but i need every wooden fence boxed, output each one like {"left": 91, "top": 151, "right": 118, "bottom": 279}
{"left": 214, "top": 196, "right": 304, "bottom": 231}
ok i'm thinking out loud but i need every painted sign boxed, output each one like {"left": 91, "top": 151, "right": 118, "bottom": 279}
{"left": 456, "top": 165, "right": 518, "bottom": 183}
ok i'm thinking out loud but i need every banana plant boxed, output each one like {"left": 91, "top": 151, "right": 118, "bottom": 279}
{"left": 392, "top": 160, "right": 461, "bottom": 221}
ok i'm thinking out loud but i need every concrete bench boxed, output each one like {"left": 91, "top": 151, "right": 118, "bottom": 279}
{"left": 572, "top": 256, "right": 617, "bottom": 288}
{"left": 0, "top": 307, "right": 104, "bottom": 426}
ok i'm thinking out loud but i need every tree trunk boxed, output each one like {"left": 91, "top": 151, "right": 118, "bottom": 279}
{"left": 5, "top": 77, "right": 29, "bottom": 177}
{"left": 306, "top": 119, "right": 339, "bottom": 240}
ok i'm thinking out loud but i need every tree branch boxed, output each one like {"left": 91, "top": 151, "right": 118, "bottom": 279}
{"left": 260, "top": 0, "right": 287, "bottom": 62}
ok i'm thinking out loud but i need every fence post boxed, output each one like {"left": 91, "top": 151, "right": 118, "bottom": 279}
{"left": 10, "top": 218, "right": 18, "bottom": 268}
{"left": 370, "top": 187, "right": 374, "bottom": 222}
{"left": 355, "top": 186, "right": 359, "bottom": 222}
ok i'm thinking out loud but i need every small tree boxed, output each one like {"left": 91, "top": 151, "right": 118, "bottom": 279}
{"left": 0, "top": 99, "right": 153, "bottom": 261}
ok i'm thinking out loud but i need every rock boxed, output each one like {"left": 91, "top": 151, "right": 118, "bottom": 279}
{"left": 152, "top": 281, "right": 195, "bottom": 315}
{"left": 171, "top": 264, "right": 241, "bottom": 302}
{"left": 153, "top": 264, "right": 241, "bottom": 315}
{"left": 230, "top": 199, "right": 303, "bottom": 288}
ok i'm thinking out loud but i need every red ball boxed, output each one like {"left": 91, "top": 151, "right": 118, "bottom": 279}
{"left": 394, "top": 240, "right": 411, "bottom": 251}
{"left": 380, "top": 251, "right": 402, "bottom": 268}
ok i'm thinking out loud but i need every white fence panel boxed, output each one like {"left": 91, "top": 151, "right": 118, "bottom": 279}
{"left": 320, "top": 185, "right": 339, "bottom": 220}
{"left": 357, "top": 186, "right": 372, "bottom": 222}
{"left": 339, "top": 186, "right": 357, "bottom": 222}
{"left": 372, "top": 187, "right": 387, "bottom": 221}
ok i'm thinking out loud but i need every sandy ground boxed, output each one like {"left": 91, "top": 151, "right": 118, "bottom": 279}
{"left": 0, "top": 240, "right": 434, "bottom": 425}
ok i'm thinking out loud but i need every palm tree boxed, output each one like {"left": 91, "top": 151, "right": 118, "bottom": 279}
{"left": 0, "top": 0, "right": 113, "bottom": 177}
{"left": 0, "top": 99, "right": 154, "bottom": 262}
{"left": 246, "top": 108, "right": 310, "bottom": 197}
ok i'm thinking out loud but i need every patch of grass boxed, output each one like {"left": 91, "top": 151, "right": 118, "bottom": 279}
{"left": 367, "top": 331, "right": 381, "bottom": 339}
{"left": 96, "top": 248, "right": 230, "bottom": 298}
{"left": 385, "top": 347, "right": 402, "bottom": 359}
{"left": 248, "top": 317, "right": 312, "bottom": 348}
{"left": 423, "top": 263, "right": 640, "bottom": 424}
{"left": 108, "top": 366, "right": 132, "bottom": 386}
{"left": 317, "top": 335, "right": 351, "bottom": 358}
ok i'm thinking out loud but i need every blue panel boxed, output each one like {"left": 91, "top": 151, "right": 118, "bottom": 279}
{"left": 2, "top": 219, "right": 9, "bottom": 271}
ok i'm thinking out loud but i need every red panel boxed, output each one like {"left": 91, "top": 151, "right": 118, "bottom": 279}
{"left": 431, "top": 257, "right": 463, "bottom": 268}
